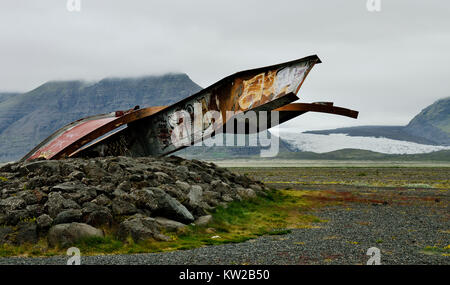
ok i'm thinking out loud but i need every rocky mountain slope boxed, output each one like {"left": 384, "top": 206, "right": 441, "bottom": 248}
{"left": 0, "top": 156, "right": 267, "bottom": 247}
{"left": 0, "top": 74, "right": 202, "bottom": 162}
{"left": 0, "top": 93, "right": 18, "bottom": 104}
{"left": 305, "top": 97, "right": 450, "bottom": 146}
{"left": 404, "top": 97, "right": 450, "bottom": 145}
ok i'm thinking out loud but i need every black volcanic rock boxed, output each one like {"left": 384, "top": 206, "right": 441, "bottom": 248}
{"left": 0, "top": 156, "right": 268, "bottom": 245}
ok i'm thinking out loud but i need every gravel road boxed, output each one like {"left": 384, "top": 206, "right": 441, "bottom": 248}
{"left": 1, "top": 186, "right": 448, "bottom": 265}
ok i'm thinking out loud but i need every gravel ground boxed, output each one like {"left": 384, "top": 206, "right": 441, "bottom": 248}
{"left": 1, "top": 186, "right": 448, "bottom": 265}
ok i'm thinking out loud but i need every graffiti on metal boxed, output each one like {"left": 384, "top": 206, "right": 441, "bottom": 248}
{"left": 128, "top": 59, "right": 315, "bottom": 156}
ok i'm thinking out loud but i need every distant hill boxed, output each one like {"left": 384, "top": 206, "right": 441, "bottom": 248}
{"left": 0, "top": 92, "right": 19, "bottom": 104}
{"left": 306, "top": 97, "right": 450, "bottom": 146}
{"left": 0, "top": 74, "right": 202, "bottom": 161}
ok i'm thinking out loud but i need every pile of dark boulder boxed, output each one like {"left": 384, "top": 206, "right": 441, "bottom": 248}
{"left": 0, "top": 156, "right": 268, "bottom": 247}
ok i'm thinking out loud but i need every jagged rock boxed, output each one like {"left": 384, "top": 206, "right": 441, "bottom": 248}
{"left": 85, "top": 209, "right": 113, "bottom": 227}
{"left": 0, "top": 197, "right": 26, "bottom": 212}
{"left": 107, "top": 162, "right": 122, "bottom": 174}
{"left": 160, "top": 184, "right": 185, "bottom": 201}
{"left": 26, "top": 176, "right": 46, "bottom": 188}
{"left": 130, "top": 188, "right": 159, "bottom": 212}
{"left": 155, "top": 217, "right": 187, "bottom": 232}
{"left": 91, "top": 194, "right": 111, "bottom": 206}
{"left": 117, "top": 216, "right": 169, "bottom": 242}
{"left": 44, "top": 192, "right": 80, "bottom": 218}
{"left": 203, "top": 190, "right": 221, "bottom": 201}
{"left": 36, "top": 214, "right": 53, "bottom": 230}
{"left": 111, "top": 198, "right": 138, "bottom": 216}
{"left": 117, "top": 181, "right": 131, "bottom": 192}
{"left": 194, "top": 215, "right": 213, "bottom": 226}
{"left": 154, "top": 172, "right": 171, "bottom": 183}
{"left": 200, "top": 172, "right": 213, "bottom": 183}
{"left": 53, "top": 209, "right": 83, "bottom": 225}
{"left": 85, "top": 162, "right": 110, "bottom": 182}
{"left": 22, "top": 160, "right": 60, "bottom": 174}
{"left": 222, "top": 194, "right": 234, "bottom": 202}
{"left": 153, "top": 188, "right": 194, "bottom": 223}
{"left": 64, "top": 188, "right": 97, "bottom": 204}
{"left": 188, "top": 185, "right": 203, "bottom": 206}
{"left": 93, "top": 183, "right": 115, "bottom": 195}
{"left": 237, "top": 188, "right": 257, "bottom": 199}
{"left": 175, "top": 180, "right": 191, "bottom": 192}
{"left": 17, "top": 190, "right": 41, "bottom": 205}
{"left": 1, "top": 188, "right": 18, "bottom": 199}
{"left": 69, "top": 170, "right": 85, "bottom": 180}
{"left": 46, "top": 175, "right": 63, "bottom": 186}
{"left": 211, "top": 180, "right": 231, "bottom": 195}
{"left": 129, "top": 174, "right": 144, "bottom": 182}
{"left": 48, "top": 222, "right": 104, "bottom": 247}
{"left": 52, "top": 182, "right": 84, "bottom": 192}
{"left": 175, "top": 165, "right": 189, "bottom": 173}
{"left": 174, "top": 166, "right": 189, "bottom": 180}
{"left": 233, "top": 174, "right": 252, "bottom": 188}
{"left": 26, "top": 204, "right": 44, "bottom": 217}
{"left": 0, "top": 156, "right": 267, "bottom": 248}
{"left": 112, "top": 189, "right": 128, "bottom": 199}
{"left": 81, "top": 203, "right": 112, "bottom": 226}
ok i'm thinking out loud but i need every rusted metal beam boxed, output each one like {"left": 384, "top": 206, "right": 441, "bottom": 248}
{"left": 220, "top": 101, "right": 358, "bottom": 135}
{"left": 275, "top": 102, "right": 359, "bottom": 119}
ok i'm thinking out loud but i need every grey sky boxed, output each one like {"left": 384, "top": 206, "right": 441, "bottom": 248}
{"left": 1, "top": 0, "right": 449, "bottom": 131}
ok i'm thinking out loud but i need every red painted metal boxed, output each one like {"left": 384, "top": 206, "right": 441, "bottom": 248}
{"left": 27, "top": 117, "right": 117, "bottom": 160}
{"left": 22, "top": 106, "right": 167, "bottom": 161}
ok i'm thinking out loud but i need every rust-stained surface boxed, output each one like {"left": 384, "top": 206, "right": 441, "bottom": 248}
{"left": 273, "top": 102, "right": 359, "bottom": 127}
{"left": 22, "top": 106, "right": 167, "bottom": 160}
{"left": 21, "top": 55, "right": 359, "bottom": 161}
{"left": 22, "top": 113, "right": 116, "bottom": 161}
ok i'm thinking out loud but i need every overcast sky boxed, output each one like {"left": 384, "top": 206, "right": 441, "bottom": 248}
{"left": 1, "top": 0, "right": 449, "bottom": 131}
